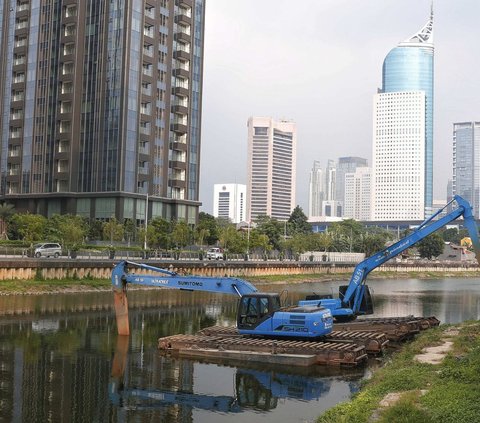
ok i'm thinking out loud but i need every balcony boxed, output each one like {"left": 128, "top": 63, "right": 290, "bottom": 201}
{"left": 175, "top": 8, "right": 192, "bottom": 26}
{"left": 172, "top": 86, "right": 189, "bottom": 97}
{"left": 14, "top": 38, "right": 27, "bottom": 48}
{"left": 11, "top": 111, "right": 23, "bottom": 121}
{"left": 172, "top": 103, "right": 188, "bottom": 115}
{"left": 12, "top": 92, "right": 24, "bottom": 102}
{"left": 171, "top": 117, "right": 188, "bottom": 134}
{"left": 15, "top": 19, "right": 28, "bottom": 30}
{"left": 13, "top": 74, "right": 25, "bottom": 84}
{"left": 173, "top": 50, "right": 190, "bottom": 61}
{"left": 176, "top": 0, "right": 193, "bottom": 7}
{"left": 145, "top": 7, "right": 155, "bottom": 19}
{"left": 169, "top": 160, "right": 187, "bottom": 170}
{"left": 14, "top": 56, "right": 26, "bottom": 66}
{"left": 173, "top": 67, "right": 189, "bottom": 79}
{"left": 169, "top": 179, "right": 186, "bottom": 189}
{"left": 144, "top": 26, "right": 154, "bottom": 38}
{"left": 142, "top": 65, "right": 153, "bottom": 77}
{"left": 174, "top": 31, "right": 190, "bottom": 44}
{"left": 17, "top": 2, "right": 29, "bottom": 12}
{"left": 64, "top": 25, "right": 76, "bottom": 38}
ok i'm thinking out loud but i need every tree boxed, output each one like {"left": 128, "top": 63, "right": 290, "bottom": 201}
{"left": 254, "top": 215, "right": 284, "bottom": 251}
{"left": 11, "top": 213, "right": 47, "bottom": 244}
{"left": 218, "top": 225, "right": 245, "bottom": 253}
{"left": 172, "top": 221, "right": 192, "bottom": 249}
{"left": 103, "top": 218, "right": 124, "bottom": 242}
{"left": 197, "top": 212, "right": 219, "bottom": 245}
{"left": 0, "top": 202, "right": 14, "bottom": 240}
{"left": 310, "top": 232, "right": 333, "bottom": 252}
{"left": 359, "top": 233, "right": 387, "bottom": 257}
{"left": 442, "top": 227, "right": 461, "bottom": 244}
{"left": 416, "top": 233, "right": 445, "bottom": 259}
{"left": 288, "top": 206, "right": 311, "bottom": 235}
{"left": 46, "top": 214, "right": 87, "bottom": 250}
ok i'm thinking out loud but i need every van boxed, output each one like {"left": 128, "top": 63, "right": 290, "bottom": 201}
{"left": 206, "top": 247, "right": 223, "bottom": 260}
{"left": 33, "top": 243, "right": 62, "bottom": 258}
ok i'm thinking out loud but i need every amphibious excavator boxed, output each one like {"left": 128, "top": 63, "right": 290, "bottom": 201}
{"left": 112, "top": 195, "right": 479, "bottom": 335}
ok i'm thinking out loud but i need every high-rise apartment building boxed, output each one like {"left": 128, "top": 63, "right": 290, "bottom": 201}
{"left": 0, "top": 1, "right": 205, "bottom": 224}
{"left": 453, "top": 122, "right": 480, "bottom": 218}
{"left": 372, "top": 8, "right": 434, "bottom": 220}
{"left": 344, "top": 167, "right": 372, "bottom": 221}
{"left": 213, "top": 183, "right": 246, "bottom": 224}
{"left": 247, "top": 117, "right": 296, "bottom": 222}
{"left": 335, "top": 157, "right": 368, "bottom": 208}
{"left": 308, "top": 160, "right": 323, "bottom": 219}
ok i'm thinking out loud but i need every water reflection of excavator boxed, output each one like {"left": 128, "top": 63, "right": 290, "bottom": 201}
{"left": 109, "top": 337, "right": 345, "bottom": 414}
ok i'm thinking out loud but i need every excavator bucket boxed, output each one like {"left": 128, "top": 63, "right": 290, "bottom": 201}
{"left": 114, "top": 289, "right": 130, "bottom": 336}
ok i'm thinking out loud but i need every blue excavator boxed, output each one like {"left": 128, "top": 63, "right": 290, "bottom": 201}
{"left": 112, "top": 195, "right": 480, "bottom": 336}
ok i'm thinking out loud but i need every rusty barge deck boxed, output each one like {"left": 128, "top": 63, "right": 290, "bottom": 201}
{"left": 157, "top": 316, "right": 439, "bottom": 367}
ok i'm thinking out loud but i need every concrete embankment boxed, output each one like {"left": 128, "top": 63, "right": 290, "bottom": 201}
{"left": 0, "top": 258, "right": 477, "bottom": 281}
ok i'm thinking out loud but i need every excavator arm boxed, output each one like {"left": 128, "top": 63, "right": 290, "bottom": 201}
{"left": 300, "top": 195, "right": 480, "bottom": 319}
{"left": 342, "top": 195, "right": 480, "bottom": 313}
{"left": 112, "top": 260, "right": 258, "bottom": 335}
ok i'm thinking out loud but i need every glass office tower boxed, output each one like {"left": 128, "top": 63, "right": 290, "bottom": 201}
{"left": 0, "top": 0, "right": 205, "bottom": 224}
{"left": 381, "top": 9, "right": 434, "bottom": 217}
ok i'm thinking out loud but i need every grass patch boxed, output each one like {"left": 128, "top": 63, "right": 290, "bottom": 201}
{"left": 0, "top": 278, "right": 110, "bottom": 293}
{"left": 317, "top": 322, "right": 480, "bottom": 423}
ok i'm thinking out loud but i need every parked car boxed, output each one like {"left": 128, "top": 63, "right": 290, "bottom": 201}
{"left": 206, "top": 247, "right": 223, "bottom": 260}
{"left": 32, "top": 243, "right": 62, "bottom": 258}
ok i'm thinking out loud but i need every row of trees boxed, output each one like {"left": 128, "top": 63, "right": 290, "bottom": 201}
{"left": 0, "top": 203, "right": 467, "bottom": 258}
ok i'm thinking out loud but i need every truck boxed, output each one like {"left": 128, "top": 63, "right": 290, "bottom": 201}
{"left": 112, "top": 195, "right": 480, "bottom": 336}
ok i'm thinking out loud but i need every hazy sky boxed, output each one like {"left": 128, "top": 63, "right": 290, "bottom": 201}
{"left": 199, "top": 0, "right": 480, "bottom": 214}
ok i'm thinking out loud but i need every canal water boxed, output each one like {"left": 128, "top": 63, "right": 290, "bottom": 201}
{"left": 0, "top": 277, "right": 479, "bottom": 423}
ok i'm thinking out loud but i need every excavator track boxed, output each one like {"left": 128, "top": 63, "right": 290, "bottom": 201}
{"left": 158, "top": 333, "right": 368, "bottom": 367}
{"left": 197, "top": 325, "right": 389, "bottom": 354}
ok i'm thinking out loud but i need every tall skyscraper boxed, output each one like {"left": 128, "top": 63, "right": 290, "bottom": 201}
{"left": 372, "top": 7, "right": 434, "bottom": 220}
{"left": 0, "top": 1, "right": 205, "bottom": 224}
{"left": 247, "top": 117, "right": 296, "bottom": 222}
{"left": 324, "top": 159, "right": 336, "bottom": 202}
{"left": 453, "top": 122, "right": 480, "bottom": 218}
{"left": 344, "top": 167, "right": 372, "bottom": 221}
{"left": 308, "top": 160, "right": 323, "bottom": 219}
{"left": 213, "top": 183, "right": 246, "bottom": 224}
{"left": 335, "top": 156, "right": 368, "bottom": 208}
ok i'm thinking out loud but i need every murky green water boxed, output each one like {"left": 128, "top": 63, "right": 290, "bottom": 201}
{"left": 0, "top": 277, "right": 479, "bottom": 422}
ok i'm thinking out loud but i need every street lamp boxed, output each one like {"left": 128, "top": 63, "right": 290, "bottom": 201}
{"left": 144, "top": 193, "right": 148, "bottom": 250}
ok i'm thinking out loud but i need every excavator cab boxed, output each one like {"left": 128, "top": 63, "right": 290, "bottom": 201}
{"left": 237, "top": 293, "right": 282, "bottom": 330}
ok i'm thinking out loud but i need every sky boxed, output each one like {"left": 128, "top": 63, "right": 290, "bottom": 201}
{"left": 199, "top": 0, "right": 480, "bottom": 214}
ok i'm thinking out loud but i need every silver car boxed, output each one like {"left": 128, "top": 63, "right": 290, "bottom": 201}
{"left": 33, "top": 243, "right": 62, "bottom": 258}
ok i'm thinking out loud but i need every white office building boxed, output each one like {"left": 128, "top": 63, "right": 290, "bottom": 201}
{"left": 308, "top": 161, "right": 323, "bottom": 219}
{"left": 247, "top": 117, "right": 296, "bottom": 221}
{"left": 344, "top": 167, "right": 372, "bottom": 221}
{"left": 213, "top": 184, "right": 247, "bottom": 224}
{"left": 372, "top": 91, "right": 426, "bottom": 220}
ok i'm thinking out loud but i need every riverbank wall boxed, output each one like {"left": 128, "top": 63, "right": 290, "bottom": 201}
{"left": 0, "top": 259, "right": 478, "bottom": 280}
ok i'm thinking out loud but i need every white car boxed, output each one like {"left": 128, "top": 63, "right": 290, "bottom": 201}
{"left": 206, "top": 248, "right": 223, "bottom": 260}
{"left": 33, "top": 243, "right": 62, "bottom": 258}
